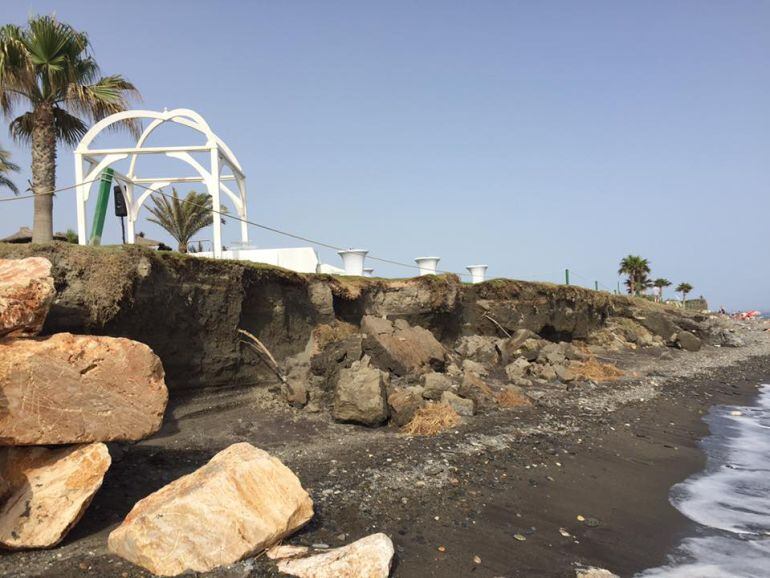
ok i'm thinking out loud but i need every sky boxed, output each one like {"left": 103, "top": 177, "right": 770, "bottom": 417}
{"left": 0, "top": 1, "right": 768, "bottom": 310}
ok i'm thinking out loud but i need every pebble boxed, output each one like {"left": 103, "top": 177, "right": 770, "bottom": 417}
{"left": 473, "top": 555, "right": 482, "bottom": 564}
{"left": 513, "top": 533, "right": 527, "bottom": 541}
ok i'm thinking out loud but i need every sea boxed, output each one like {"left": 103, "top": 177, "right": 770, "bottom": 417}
{"left": 637, "top": 384, "right": 770, "bottom": 577}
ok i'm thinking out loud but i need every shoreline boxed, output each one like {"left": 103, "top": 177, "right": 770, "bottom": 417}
{"left": 1, "top": 334, "right": 768, "bottom": 577}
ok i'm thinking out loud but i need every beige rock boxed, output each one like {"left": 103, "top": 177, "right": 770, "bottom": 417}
{"left": 361, "top": 316, "right": 445, "bottom": 376}
{"left": 0, "top": 443, "right": 110, "bottom": 549}
{"left": 108, "top": 443, "right": 313, "bottom": 576}
{"left": 0, "top": 333, "right": 168, "bottom": 445}
{"left": 333, "top": 358, "right": 390, "bottom": 426}
{"left": 269, "top": 533, "right": 394, "bottom": 578}
{"left": 0, "top": 257, "right": 55, "bottom": 338}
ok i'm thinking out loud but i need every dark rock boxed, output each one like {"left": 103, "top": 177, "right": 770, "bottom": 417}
{"left": 361, "top": 316, "right": 446, "bottom": 376}
{"left": 675, "top": 331, "right": 702, "bottom": 352}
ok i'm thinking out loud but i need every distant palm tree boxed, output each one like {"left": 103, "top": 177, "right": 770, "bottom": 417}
{"left": 676, "top": 282, "right": 693, "bottom": 305}
{"left": 0, "top": 146, "right": 19, "bottom": 194}
{"left": 653, "top": 278, "right": 672, "bottom": 302}
{"left": 0, "top": 14, "right": 140, "bottom": 243}
{"left": 618, "top": 255, "right": 651, "bottom": 296}
{"left": 146, "top": 189, "right": 226, "bottom": 253}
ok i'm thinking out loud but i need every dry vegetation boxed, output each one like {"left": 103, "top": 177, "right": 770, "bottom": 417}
{"left": 401, "top": 403, "right": 461, "bottom": 436}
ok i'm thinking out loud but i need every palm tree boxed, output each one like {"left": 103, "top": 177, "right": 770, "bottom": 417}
{"left": 653, "top": 278, "right": 672, "bottom": 302}
{"left": 146, "top": 189, "right": 226, "bottom": 253}
{"left": 676, "top": 282, "right": 693, "bottom": 305}
{"left": 618, "top": 255, "right": 651, "bottom": 296}
{"left": 0, "top": 146, "right": 19, "bottom": 194}
{"left": 0, "top": 15, "right": 140, "bottom": 243}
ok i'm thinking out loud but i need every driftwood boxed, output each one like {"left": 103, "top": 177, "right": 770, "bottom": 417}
{"left": 237, "top": 329, "right": 296, "bottom": 392}
{"left": 482, "top": 313, "right": 512, "bottom": 338}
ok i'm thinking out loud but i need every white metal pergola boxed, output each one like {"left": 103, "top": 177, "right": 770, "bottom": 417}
{"left": 74, "top": 108, "right": 248, "bottom": 258}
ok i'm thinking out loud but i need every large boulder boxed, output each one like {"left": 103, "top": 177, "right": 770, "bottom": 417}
{"left": 0, "top": 443, "right": 110, "bottom": 549}
{"left": 675, "top": 331, "right": 702, "bottom": 352}
{"left": 0, "top": 333, "right": 168, "bottom": 445}
{"left": 332, "top": 358, "right": 390, "bottom": 426}
{"left": 268, "top": 533, "right": 395, "bottom": 578}
{"left": 108, "top": 443, "right": 313, "bottom": 576}
{"left": 361, "top": 316, "right": 445, "bottom": 375}
{"left": 0, "top": 257, "right": 55, "bottom": 338}
{"left": 633, "top": 310, "right": 679, "bottom": 341}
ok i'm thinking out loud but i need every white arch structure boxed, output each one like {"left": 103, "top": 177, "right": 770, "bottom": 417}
{"left": 74, "top": 108, "right": 248, "bottom": 258}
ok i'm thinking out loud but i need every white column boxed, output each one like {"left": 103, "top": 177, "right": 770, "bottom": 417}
{"left": 209, "top": 146, "right": 222, "bottom": 258}
{"left": 337, "top": 249, "right": 368, "bottom": 276}
{"left": 415, "top": 256, "right": 440, "bottom": 276}
{"left": 466, "top": 264, "right": 488, "bottom": 284}
{"left": 125, "top": 182, "right": 136, "bottom": 243}
{"left": 74, "top": 154, "right": 87, "bottom": 245}
{"left": 363, "top": 268, "right": 375, "bottom": 278}
{"left": 236, "top": 175, "right": 249, "bottom": 245}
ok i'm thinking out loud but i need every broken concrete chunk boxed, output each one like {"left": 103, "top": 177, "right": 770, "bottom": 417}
{"left": 441, "top": 391, "right": 475, "bottom": 416}
{"left": 0, "top": 257, "right": 55, "bottom": 338}
{"left": 504, "top": 357, "right": 531, "bottom": 381}
{"left": 333, "top": 357, "right": 390, "bottom": 426}
{"left": 458, "top": 370, "right": 497, "bottom": 410}
{"left": 387, "top": 387, "right": 424, "bottom": 427}
{"left": 108, "top": 443, "right": 313, "bottom": 576}
{"left": 461, "top": 358, "right": 489, "bottom": 377}
{"left": 0, "top": 333, "right": 168, "bottom": 445}
{"left": 553, "top": 364, "right": 576, "bottom": 383}
{"left": 0, "top": 443, "right": 110, "bottom": 549}
{"left": 420, "top": 372, "right": 454, "bottom": 400}
{"left": 361, "top": 315, "right": 445, "bottom": 375}
{"left": 454, "top": 335, "right": 499, "bottom": 364}
{"left": 270, "top": 533, "right": 395, "bottom": 578}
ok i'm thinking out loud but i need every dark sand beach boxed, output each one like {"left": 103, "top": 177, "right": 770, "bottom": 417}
{"left": 2, "top": 326, "right": 767, "bottom": 578}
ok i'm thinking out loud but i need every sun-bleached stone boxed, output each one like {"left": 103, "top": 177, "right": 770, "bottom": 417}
{"left": 0, "top": 333, "right": 167, "bottom": 445}
{"left": 108, "top": 443, "right": 313, "bottom": 576}
{"left": 268, "top": 533, "right": 394, "bottom": 578}
{"left": 0, "top": 443, "right": 110, "bottom": 549}
{"left": 0, "top": 257, "right": 55, "bottom": 338}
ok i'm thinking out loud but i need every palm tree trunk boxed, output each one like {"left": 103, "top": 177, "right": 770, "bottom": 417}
{"left": 178, "top": 242, "right": 188, "bottom": 253}
{"left": 31, "top": 103, "right": 57, "bottom": 244}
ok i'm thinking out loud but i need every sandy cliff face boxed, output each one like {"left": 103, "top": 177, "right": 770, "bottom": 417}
{"left": 0, "top": 243, "right": 717, "bottom": 392}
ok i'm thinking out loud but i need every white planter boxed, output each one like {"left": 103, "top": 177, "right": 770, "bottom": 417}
{"left": 466, "top": 264, "right": 488, "bottom": 284}
{"left": 337, "top": 249, "right": 368, "bottom": 276}
{"left": 363, "top": 268, "right": 375, "bottom": 278}
{"left": 414, "top": 256, "right": 440, "bottom": 276}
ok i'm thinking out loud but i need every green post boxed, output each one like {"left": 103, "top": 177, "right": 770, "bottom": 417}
{"left": 89, "top": 168, "right": 114, "bottom": 246}
{"left": 565, "top": 269, "right": 570, "bottom": 285}
{"left": 594, "top": 281, "right": 599, "bottom": 291}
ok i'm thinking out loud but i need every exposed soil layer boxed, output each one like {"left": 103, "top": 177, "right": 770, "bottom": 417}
{"left": 0, "top": 244, "right": 631, "bottom": 391}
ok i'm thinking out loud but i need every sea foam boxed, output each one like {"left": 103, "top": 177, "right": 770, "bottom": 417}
{"left": 638, "top": 385, "right": 770, "bottom": 577}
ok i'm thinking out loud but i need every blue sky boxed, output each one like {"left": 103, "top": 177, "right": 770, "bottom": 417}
{"left": 1, "top": 1, "right": 768, "bottom": 310}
